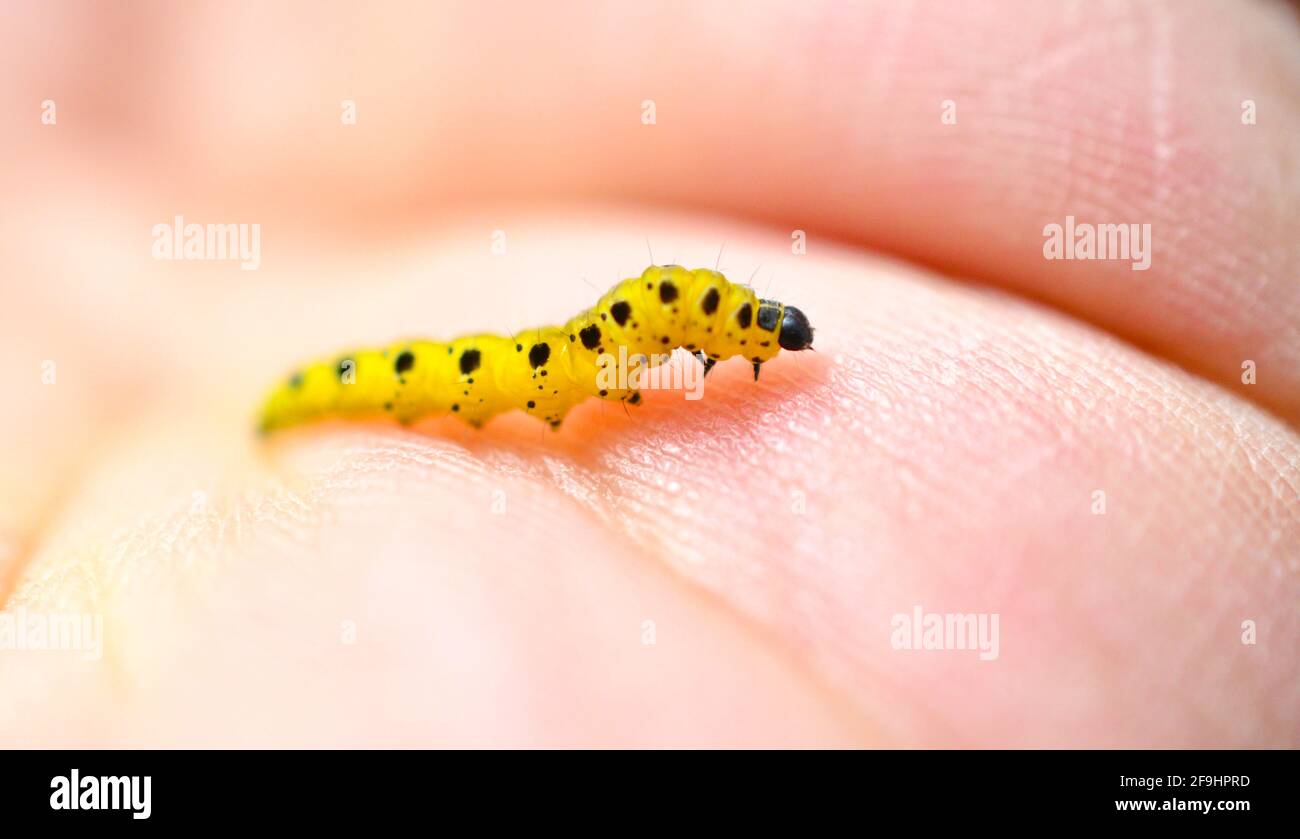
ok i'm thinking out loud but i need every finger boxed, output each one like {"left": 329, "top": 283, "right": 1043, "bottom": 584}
{"left": 8, "top": 0, "right": 1296, "bottom": 418}
{"left": 557, "top": 244, "right": 1300, "bottom": 746}
{"left": 0, "top": 414, "right": 867, "bottom": 747}
{"left": 4, "top": 212, "right": 1296, "bottom": 746}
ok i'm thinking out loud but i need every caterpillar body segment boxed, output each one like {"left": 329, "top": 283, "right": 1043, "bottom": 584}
{"left": 258, "top": 265, "right": 815, "bottom": 434}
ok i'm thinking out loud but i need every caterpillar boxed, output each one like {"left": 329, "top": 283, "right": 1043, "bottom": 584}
{"left": 257, "top": 264, "right": 815, "bottom": 434}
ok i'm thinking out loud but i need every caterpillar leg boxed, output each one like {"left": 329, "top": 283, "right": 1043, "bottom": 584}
{"left": 695, "top": 350, "right": 718, "bottom": 378}
{"left": 752, "top": 361, "right": 762, "bottom": 381}
{"left": 540, "top": 403, "right": 570, "bottom": 431}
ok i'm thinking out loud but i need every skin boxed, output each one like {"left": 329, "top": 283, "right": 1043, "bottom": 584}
{"left": 0, "top": 0, "right": 1297, "bottom": 747}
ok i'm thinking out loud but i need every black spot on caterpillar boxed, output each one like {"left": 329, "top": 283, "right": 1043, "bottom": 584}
{"left": 528, "top": 343, "right": 551, "bottom": 369}
{"left": 736, "top": 302, "right": 753, "bottom": 329}
{"left": 459, "top": 348, "right": 481, "bottom": 375}
{"left": 257, "top": 264, "right": 815, "bottom": 434}
{"left": 701, "top": 287, "right": 720, "bottom": 315}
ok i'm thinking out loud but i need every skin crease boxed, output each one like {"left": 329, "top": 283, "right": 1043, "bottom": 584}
{"left": 0, "top": 1, "right": 1297, "bottom": 746}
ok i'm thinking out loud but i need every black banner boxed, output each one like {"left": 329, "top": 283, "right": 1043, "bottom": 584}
{"left": 3, "top": 749, "right": 1289, "bottom": 825}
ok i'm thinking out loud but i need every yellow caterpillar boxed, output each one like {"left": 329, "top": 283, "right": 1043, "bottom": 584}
{"left": 257, "top": 264, "right": 815, "bottom": 434}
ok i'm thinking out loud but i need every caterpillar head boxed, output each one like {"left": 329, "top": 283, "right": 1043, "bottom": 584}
{"left": 777, "top": 305, "right": 815, "bottom": 351}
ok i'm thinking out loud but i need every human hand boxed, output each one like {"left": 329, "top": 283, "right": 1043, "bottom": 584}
{"left": 2, "top": 0, "right": 1296, "bottom": 746}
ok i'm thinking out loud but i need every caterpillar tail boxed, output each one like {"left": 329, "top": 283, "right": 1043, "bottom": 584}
{"left": 257, "top": 265, "right": 815, "bottom": 435}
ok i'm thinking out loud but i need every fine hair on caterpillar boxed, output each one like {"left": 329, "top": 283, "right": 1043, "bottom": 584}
{"left": 258, "top": 264, "right": 816, "bottom": 434}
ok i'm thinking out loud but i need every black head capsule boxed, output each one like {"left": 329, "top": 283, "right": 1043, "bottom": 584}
{"left": 777, "top": 305, "right": 815, "bottom": 351}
